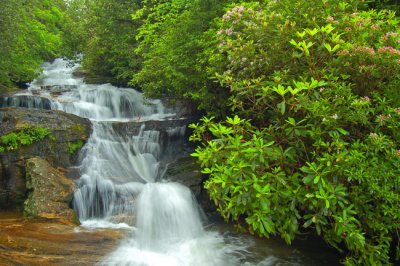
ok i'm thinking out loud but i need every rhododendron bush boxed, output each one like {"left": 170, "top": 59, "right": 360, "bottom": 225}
{"left": 191, "top": 1, "right": 400, "bottom": 265}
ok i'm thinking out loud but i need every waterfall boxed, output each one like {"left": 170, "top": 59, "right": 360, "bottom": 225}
{"left": 2, "top": 58, "right": 310, "bottom": 266}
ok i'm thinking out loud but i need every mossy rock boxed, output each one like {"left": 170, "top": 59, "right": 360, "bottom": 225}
{"left": 0, "top": 107, "right": 92, "bottom": 209}
{"left": 23, "top": 157, "right": 80, "bottom": 225}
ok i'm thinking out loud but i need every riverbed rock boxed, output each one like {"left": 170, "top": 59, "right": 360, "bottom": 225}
{"left": 0, "top": 107, "right": 92, "bottom": 209}
{"left": 24, "top": 157, "right": 79, "bottom": 225}
{"left": 0, "top": 212, "right": 125, "bottom": 266}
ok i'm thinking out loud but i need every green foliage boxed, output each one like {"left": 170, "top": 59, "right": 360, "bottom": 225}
{"left": 191, "top": 1, "right": 400, "bottom": 265}
{"left": 0, "top": 127, "right": 51, "bottom": 152}
{"left": 73, "top": 0, "right": 143, "bottom": 84}
{"left": 67, "top": 140, "right": 84, "bottom": 155}
{"left": 60, "top": 0, "right": 88, "bottom": 59}
{"left": 131, "top": 0, "right": 230, "bottom": 114}
{"left": 0, "top": 0, "right": 67, "bottom": 88}
{"left": 367, "top": 0, "right": 400, "bottom": 13}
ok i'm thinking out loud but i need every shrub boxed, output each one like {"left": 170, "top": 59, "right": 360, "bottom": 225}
{"left": 0, "top": 127, "right": 52, "bottom": 152}
{"left": 191, "top": 2, "right": 400, "bottom": 265}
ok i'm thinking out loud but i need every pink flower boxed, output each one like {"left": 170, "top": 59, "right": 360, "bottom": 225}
{"left": 326, "top": 16, "right": 335, "bottom": 22}
{"left": 378, "top": 46, "right": 400, "bottom": 55}
{"left": 382, "top": 32, "right": 399, "bottom": 41}
{"left": 225, "top": 28, "right": 234, "bottom": 36}
{"left": 337, "top": 49, "right": 349, "bottom": 56}
{"left": 377, "top": 114, "right": 386, "bottom": 122}
{"left": 371, "top": 24, "right": 380, "bottom": 31}
{"left": 370, "top": 133, "right": 378, "bottom": 139}
{"left": 361, "top": 96, "right": 371, "bottom": 102}
{"left": 354, "top": 21, "right": 363, "bottom": 28}
{"left": 353, "top": 46, "right": 375, "bottom": 55}
{"left": 395, "top": 150, "right": 400, "bottom": 156}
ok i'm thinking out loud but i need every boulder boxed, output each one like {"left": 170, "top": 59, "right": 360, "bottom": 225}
{"left": 24, "top": 157, "right": 79, "bottom": 225}
{"left": 0, "top": 107, "right": 92, "bottom": 209}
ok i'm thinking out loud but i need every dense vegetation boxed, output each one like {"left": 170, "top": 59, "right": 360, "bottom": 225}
{"left": 0, "top": 0, "right": 74, "bottom": 89}
{"left": 1, "top": 0, "right": 400, "bottom": 264}
{"left": 0, "top": 127, "right": 51, "bottom": 152}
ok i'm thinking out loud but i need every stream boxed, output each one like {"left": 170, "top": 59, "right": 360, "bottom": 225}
{"left": 1, "top": 59, "right": 340, "bottom": 265}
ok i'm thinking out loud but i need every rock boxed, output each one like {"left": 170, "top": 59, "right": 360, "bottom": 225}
{"left": 0, "top": 212, "right": 125, "bottom": 265}
{"left": 108, "top": 214, "right": 135, "bottom": 226}
{"left": 24, "top": 157, "right": 79, "bottom": 225}
{"left": 165, "top": 156, "right": 216, "bottom": 213}
{"left": 40, "top": 85, "right": 77, "bottom": 97}
{"left": 0, "top": 107, "right": 92, "bottom": 209}
{"left": 165, "top": 156, "right": 202, "bottom": 196}
{"left": 111, "top": 118, "right": 194, "bottom": 136}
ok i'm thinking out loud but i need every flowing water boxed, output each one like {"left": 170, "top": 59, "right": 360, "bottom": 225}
{"left": 1, "top": 59, "right": 340, "bottom": 265}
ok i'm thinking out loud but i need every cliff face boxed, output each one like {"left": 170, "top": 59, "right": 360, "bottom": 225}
{"left": 0, "top": 107, "right": 92, "bottom": 210}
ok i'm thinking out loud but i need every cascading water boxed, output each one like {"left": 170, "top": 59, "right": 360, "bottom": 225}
{"left": 2, "top": 59, "right": 338, "bottom": 265}
{"left": 6, "top": 59, "right": 253, "bottom": 265}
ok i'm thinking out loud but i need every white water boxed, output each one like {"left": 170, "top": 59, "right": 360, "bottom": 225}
{"left": 100, "top": 182, "right": 253, "bottom": 266}
{"left": 4, "top": 59, "right": 332, "bottom": 265}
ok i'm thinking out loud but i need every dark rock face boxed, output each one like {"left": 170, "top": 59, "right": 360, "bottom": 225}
{"left": 111, "top": 118, "right": 195, "bottom": 136}
{"left": 24, "top": 157, "right": 79, "bottom": 225}
{"left": 165, "top": 156, "right": 215, "bottom": 213}
{"left": 0, "top": 107, "right": 92, "bottom": 209}
{"left": 165, "top": 156, "right": 203, "bottom": 196}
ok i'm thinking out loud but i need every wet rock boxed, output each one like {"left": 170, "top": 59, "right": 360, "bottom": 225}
{"left": 0, "top": 212, "right": 126, "bottom": 265}
{"left": 111, "top": 118, "right": 194, "bottom": 136}
{"left": 0, "top": 107, "right": 92, "bottom": 209}
{"left": 165, "top": 156, "right": 216, "bottom": 212}
{"left": 165, "top": 156, "right": 202, "bottom": 196}
{"left": 40, "top": 85, "right": 77, "bottom": 96}
{"left": 108, "top": 214, "right": 135, "bottom": 226}
{"left": 24, "top": 157, "right": 79, "bottom": 225}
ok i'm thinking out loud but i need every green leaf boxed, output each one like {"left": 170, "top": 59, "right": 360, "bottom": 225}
{"left": 337, "top": 128, "right": 348, "bottom": 135}
{"left": 277, "top": 101, "right": 286, "bottom": 115}
{"left": 324, "top": 43, "right": 332, "bottom": 53}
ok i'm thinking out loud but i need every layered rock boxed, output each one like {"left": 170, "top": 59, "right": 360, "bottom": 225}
{"left": 24, "top": 157, "right": 79, "bottom": 225}
{"left": 0, "top": 107, "right": 91, "bottom": 209}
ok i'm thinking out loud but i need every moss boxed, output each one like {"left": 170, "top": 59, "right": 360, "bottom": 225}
{"left": 71, "top": 211, "right": 81, "bottom": 226}
{"left": 71, "top": 124, "right": 86, "bottom": 134}
{"left": 66, "top": 140, "right": 84, "bottom": 154}
{"left": 23, "top": 196, "right": 38, "bottom": 217}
